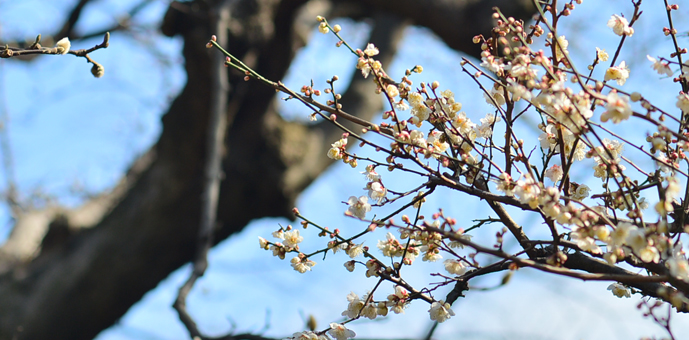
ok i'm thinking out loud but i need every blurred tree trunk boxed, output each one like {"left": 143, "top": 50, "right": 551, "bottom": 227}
{"left": 0, "top": 0, "right": 535, "bottom": 339}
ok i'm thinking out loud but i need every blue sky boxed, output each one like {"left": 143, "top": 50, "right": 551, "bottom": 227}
{"left": 2, "top": 1, "right": 689, "bottom": 339}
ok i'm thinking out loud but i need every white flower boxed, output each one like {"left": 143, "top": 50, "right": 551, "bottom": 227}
{"left": 428, "top": 300, "right": 455, "bottom": 323}
{"left": 290, "top": 257, "right": 315, "bottom": 273}
{"left": 607, "top": 14, "right": 634, "bottom": 36}
{"left": 554, "top": 35, "right": 569, "bottom": 61}
{"left": 607, "top": 283, "right": 631, "bottom": 298}
{"left": 356, "top": 58, "right": 371, "bottom": 78}
{"left": 386, "top": 286, "right": 409, "bottom": 314}
{"left": 328, "top": 138, "right": 347, "bottom": 160}
{"left": 258, "top": 236, "right": 268, "bottom": 249}
{"left": 480, "top": 55, "right": 504, "bottom": 74}
{"left": 495, "top": 172, "right": 515, "bottom": 196}
{"left": 366, "top": 181, "right": 386, "bottom": 203}
{"left": 422, "top": 249, "right": 442, "bottom": 262}
{"left": 361, "top": 165, "right": 381, "bottom": 181}
{"left": 272, "top": 229, "right": 285, "bottom": 239}
{"left": 344, "top": 260, "right": 356, "bottom": 272}
{"left": 476, "top": 113, "right": 500, "bottom": 138}
{"left": 601, "top": 91, "right": 632, "bottom": 123}
{"left": 604, "top": 61, "right": 630, "bottom": 85}
{"left": 283, "top": 230, "right": 304, "bottom": 248}
{"left": 410, "top": 104, "right": 431, "bottom": 126}
{"left": 596, "top": 47, "right": 609, "bottom": 62}
{"left": 677, "top": 93, "right": 689, "bottom": 113}
{"left": 610, "top": 222, "right": 634, "bottom": 247}
{"left": 573, "top": 235, "right": 602, "bottom": 254}
{"left": 342, "top": 292, "right": 365, "bottom": 318}
{"left": 328, "top": 323, "right": 356, "bottom": 340}
{"left": 55, "top": 37, "right": 71, "bottom": 55}
{"left": 346, "top": 242, "right": 365, "bottom": 258}
{"left": 290, "top": 331, "right": 321, "bottom": 340}
{"left": 647, "top": 55, "right": 673, "bottom": 77}
{"left": 484, "top": 83, "right": 506, "bottom": 107}
{"left": 506, "top": 79, "right": 532, "bottom": 101}
{"left": 448, "top": 233, "right": 472, "bottom": 249}
{"left": 347, "top": 196, "right": 371, "bottom": 219}
{"left": 667, "top": 256, "right": 689, "bottom": 282}
{"left": 545, "top": 165, "right": 563, "bottom": 182}
{"left": 444, "top": 259, "right": 467, "bottom": 275}
{"left": 514, "top": 175, "right": 541, "bottom": 209}
{"left": 427, "top": 130, "right": 449, "bottom": 153}
{"left": 386, "top": 84, "right": 399, "bottom": 98}
{"left": 318, "top": 22, "right": 329, "bottom": 34}
{"left": 571, "top": 183, "right": 590, "bottom": 200}
{"left": 377, "top": 232, "right": 400, "bottom": 257}
{"left": 364, "top": 43, "right": 379, "bottom": 57}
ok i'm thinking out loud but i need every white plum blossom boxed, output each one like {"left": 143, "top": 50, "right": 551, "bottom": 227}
{"left": 346, "top": 242, "right": 365, "bottom": 259}
{"left": 342, "top": 292, "right": 365, "bottom": 318}
{"left": 344, "top": 260, "right": 356, "bottom": 272}
{"left": 667, "top": 256, "right": 689, "bottom": 282}
{"left": 677, "top": 93, "right": 689, "bottom": 113}
{"left": 290, "top": 256, "right": 315, "bottom": 273}
{"left": 328, "top": 138, "right": 347, "bottom": 160}
{"left": 55, "top": 37, "right": 71, "bottom": 55}
{"left": 356, "top": 58, "right": 371, "bottom": 78}
{"left": 545, "top": 164, "right": 563, "bottom": 182}
{"left": 495, "top": 172, "right": 515, "bottom": 196}
{"left": 377, "top": 232, "right": 400, "bottom": 257}
{"left": 480, "top": 55, "right": 504, "bottom": 74}
{"left": 427, "top": 130, "right": 450, "bottom": 153}
{"left": 283, "top": 230, "right": 304, "bottom": 248}
{"left": 604, "top": 61, "right": 630, "bottom": 85}
{"left": 448, "top": 232, "right": 472, "bottom": 249}
{"left": 444, "top": 259, "right": 467, "bottom": 275}
{"left": 410, "top": 103, "right": 432, "bottom": 127}
{"left": 596, "top": 47, "right": 609, "bottom": 61}
{"left": 647, "top": 55, "right": 673, "bottom": 77}
{"left": 361, "top": 165, "right": 381, "bottom": 181}
{"left": 421, "top": 247, "right": 442, "bottom": 262}
{"left": 554, "top": 35, "right": 569, "bottom": 62}
{"left": 347, "top": 196, "right": 371, "bottom": 219}
{"left": 363, "top": 43, "right": 379, "bottom": 56}
{"left": 484, "top": 83, "right": 507, "bottom": 106}
{"left": 272, "top": 229, "right": 285, "bottom": 239}
{"left": 289, "top": 331, "right": 326, "bottom": 340}
{"left": 571, "top": 183, "right": 591, "bottom": 201}
{"left": 601, "top": 91, "right": 632, "bottom": 123}
{"left": 607, "top": 14, "right": 634, "bottom": 36}
{"left": 328, "top": 323, "right": 356, "bottom": 340}
{"left": 506, "top": 79, "right": 532, "bottom": 101}
{"left": 366, "top": 181, "right": 387, "bottom": 203}
{"left": 572, "top": 232, "right": 602, "bottom": 254}
{"left": 607, "top": 283, "right": 631, "bottom": 298}
{"left": 514, "top": 175, "right": 541, "bottom": 208}
{"left": 258, "top": 236, "right": 268, "bottom": 249}
{"left": 477, "top": 113, "right": 501, "bottom": 138}
{"left": 428, "top": 300, "right": 455, "bottom": 322}
{"left": 386, "top": 84, "right": 399, "bottom": 98}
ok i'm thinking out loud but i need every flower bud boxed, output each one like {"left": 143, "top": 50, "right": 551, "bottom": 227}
{"left": 91, "top": 62, "right": 105, "bottom": 78}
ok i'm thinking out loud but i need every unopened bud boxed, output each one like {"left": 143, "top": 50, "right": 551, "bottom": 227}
{"left": 90, "top": 62, "right": 105, "bottom": 78}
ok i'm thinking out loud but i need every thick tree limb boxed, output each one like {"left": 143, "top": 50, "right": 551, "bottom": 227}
{"left": 174, "top": 2, "right": 231, "bottom": 338}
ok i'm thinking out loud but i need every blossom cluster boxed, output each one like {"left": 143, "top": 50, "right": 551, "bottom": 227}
{"left": 229, "top": 3, "right": 689, "bottom": 338}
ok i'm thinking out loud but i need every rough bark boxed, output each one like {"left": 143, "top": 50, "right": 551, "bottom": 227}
{"left": 0, "top": 1, "right": 536, "bottom": 339}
